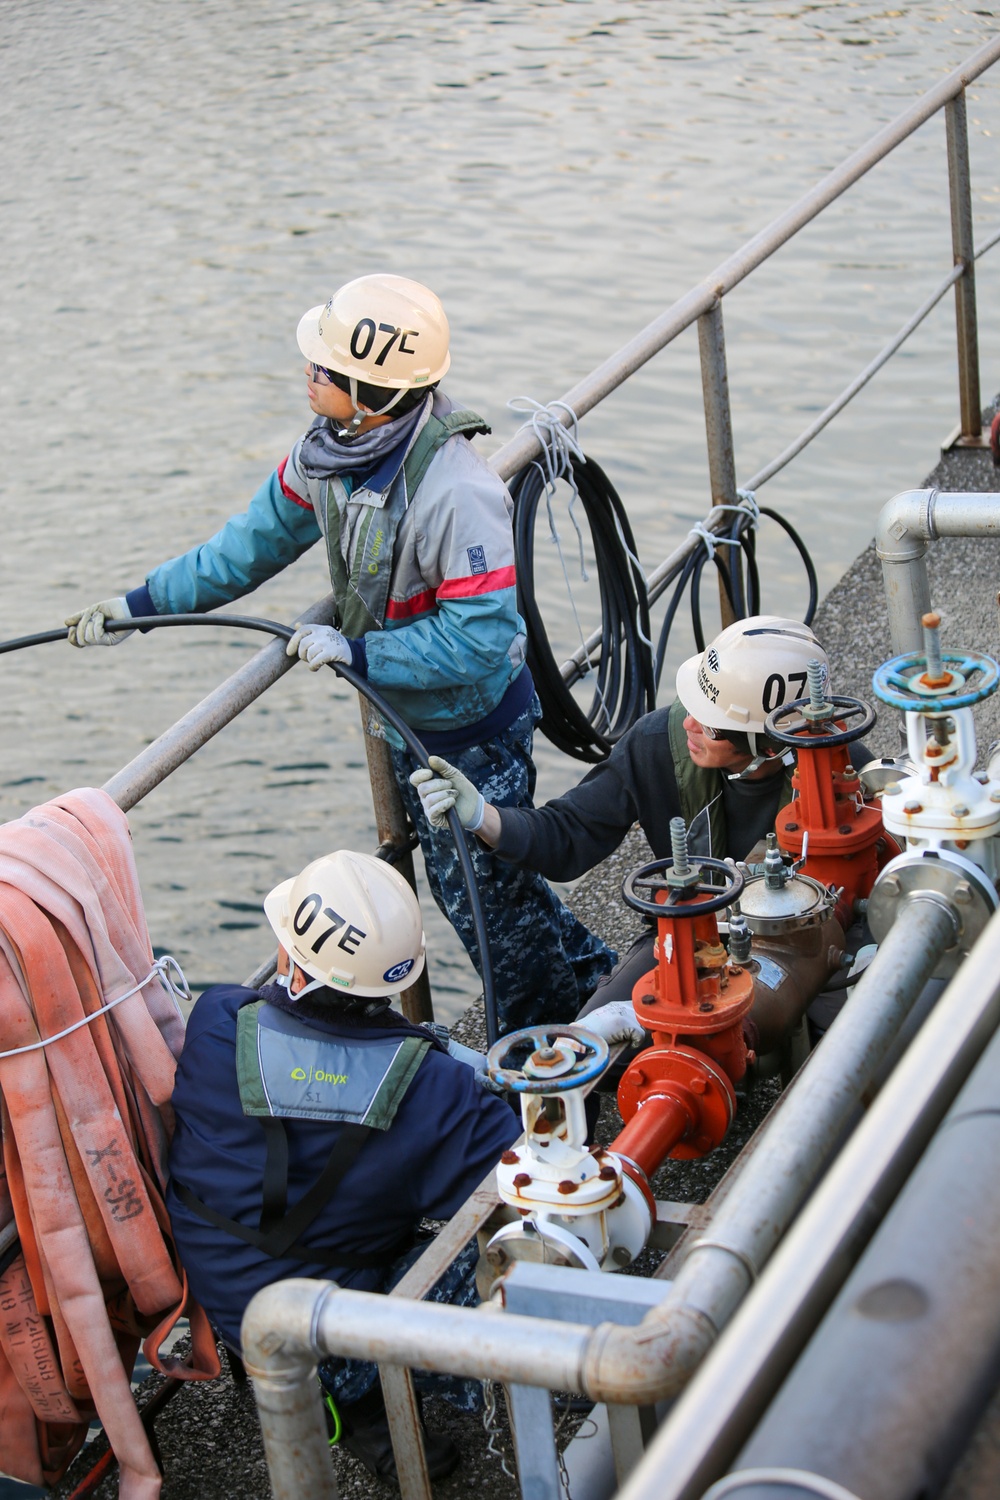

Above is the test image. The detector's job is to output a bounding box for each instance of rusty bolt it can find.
[598,1165,618,1181]
[699,1001,715,1012]
[838,824,853,835]
[953,804,970,818]
[991,791,1000,804]
[785,821,799,832]
[500,1150,519,1166]
[558,1180,579,1195]
[639,994,656,1007]
[903,800,923,815]
[513,1172,532,1190]
[531,1047,560,1068]
[534,1117,554,1134]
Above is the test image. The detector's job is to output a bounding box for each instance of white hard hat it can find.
[675,615,827,739]
[263,850,426,997]
[296,274,451,391]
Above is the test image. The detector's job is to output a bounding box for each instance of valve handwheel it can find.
[622,856,744,919]
[765,694,876,748]
[486,1024,610,1093]
[872,649,1000,714]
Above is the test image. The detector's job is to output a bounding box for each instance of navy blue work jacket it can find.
[166,984,519,1349]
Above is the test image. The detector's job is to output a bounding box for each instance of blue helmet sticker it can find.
[383,958,415,984]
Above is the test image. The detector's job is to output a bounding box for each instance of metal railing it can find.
[98,39,1000,937]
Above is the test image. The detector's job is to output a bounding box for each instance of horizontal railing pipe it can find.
[487,35,1000,487]
[102,596,336,811]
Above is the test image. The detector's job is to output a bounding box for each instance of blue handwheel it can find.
[486,1025,610,1093]
[872,649,1000,714]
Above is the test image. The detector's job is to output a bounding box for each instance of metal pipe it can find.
[242,1278,338,1500]
[102,596,335,811]
[244,887,955,1500]
[946,90,982,442]
[357,697,434,1025]
[612,902,1000,1500]
[876,490,1000,652]
[486,36,1000,488]
[698,301,739,627]
[726,1014,1000,1500]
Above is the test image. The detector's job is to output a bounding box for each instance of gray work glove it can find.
[65,596,135,647]
[286,622,351,670]
[410,755,485,831]
[573,1000,646,1047]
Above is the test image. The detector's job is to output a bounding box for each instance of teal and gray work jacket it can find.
[126,391,530,744]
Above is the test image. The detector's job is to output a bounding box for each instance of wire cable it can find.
[509,454,655,762]
[0,614,503,1047]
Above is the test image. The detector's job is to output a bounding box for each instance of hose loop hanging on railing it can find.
[507,399,655,763]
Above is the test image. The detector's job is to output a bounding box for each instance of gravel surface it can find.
[52,401,1000,1498]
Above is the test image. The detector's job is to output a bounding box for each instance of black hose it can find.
[1,614,502,1047]
[510,455,655,763]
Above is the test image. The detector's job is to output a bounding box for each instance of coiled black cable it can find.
[0,614,503,1046]
[509,455,655,763]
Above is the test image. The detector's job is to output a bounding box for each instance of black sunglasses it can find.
[309,362,352,392]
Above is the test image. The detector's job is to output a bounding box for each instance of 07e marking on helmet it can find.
[349,319,419,366]
[761,669,817,713]
[292,892,367,957]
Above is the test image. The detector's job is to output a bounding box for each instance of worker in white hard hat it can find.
[164,849,512,1482]
[65,275,614,1035]
[411,616,871,1020]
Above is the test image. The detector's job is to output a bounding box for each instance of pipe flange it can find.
[867,849,997,977]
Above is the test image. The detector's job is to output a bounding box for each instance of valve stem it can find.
[667,817,701,890]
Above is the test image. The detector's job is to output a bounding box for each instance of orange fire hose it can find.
[0,789,220,1496]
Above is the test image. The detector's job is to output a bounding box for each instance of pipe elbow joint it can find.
[241,1277,331,1386]
[580,1302,715,1406]
[876,489,937,564]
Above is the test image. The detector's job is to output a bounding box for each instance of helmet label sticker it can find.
[383,959,415,984]
[762,670,809,713]
[697,663,720,703]
[293,892,367,957]
[467,545,487,575]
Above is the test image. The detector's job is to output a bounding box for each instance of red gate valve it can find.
[614,847,753,1171]
[765,689,889,924]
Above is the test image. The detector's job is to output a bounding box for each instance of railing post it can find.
[358,699,434,1025]
[945,89,984,445]
[698,300,740,627]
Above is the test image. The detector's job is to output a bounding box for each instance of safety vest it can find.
[173,1001,431,1271]
[324,407,491,640]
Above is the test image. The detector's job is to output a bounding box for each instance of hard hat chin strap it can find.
[725,732,795,782]
[336,378,409,438]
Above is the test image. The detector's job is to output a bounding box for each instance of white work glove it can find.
[574,1001,646,1047]
[410,755,485,831]
[65,596,134,647]
[286,622,351,671]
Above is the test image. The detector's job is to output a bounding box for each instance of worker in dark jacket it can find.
[166,849,519,1481]
[411,616,839,1011]
[166,848,638,1482]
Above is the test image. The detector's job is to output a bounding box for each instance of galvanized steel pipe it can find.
[242,1278,339,1500]
[612,902,1000,1500]
[876,490,1000,653]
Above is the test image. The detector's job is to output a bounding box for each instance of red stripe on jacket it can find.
[277,457,313,511]
[385,566,517,622]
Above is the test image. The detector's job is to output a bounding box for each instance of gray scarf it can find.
[297,396,429,481]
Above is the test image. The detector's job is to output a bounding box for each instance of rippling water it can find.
[1,1,999,1032]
